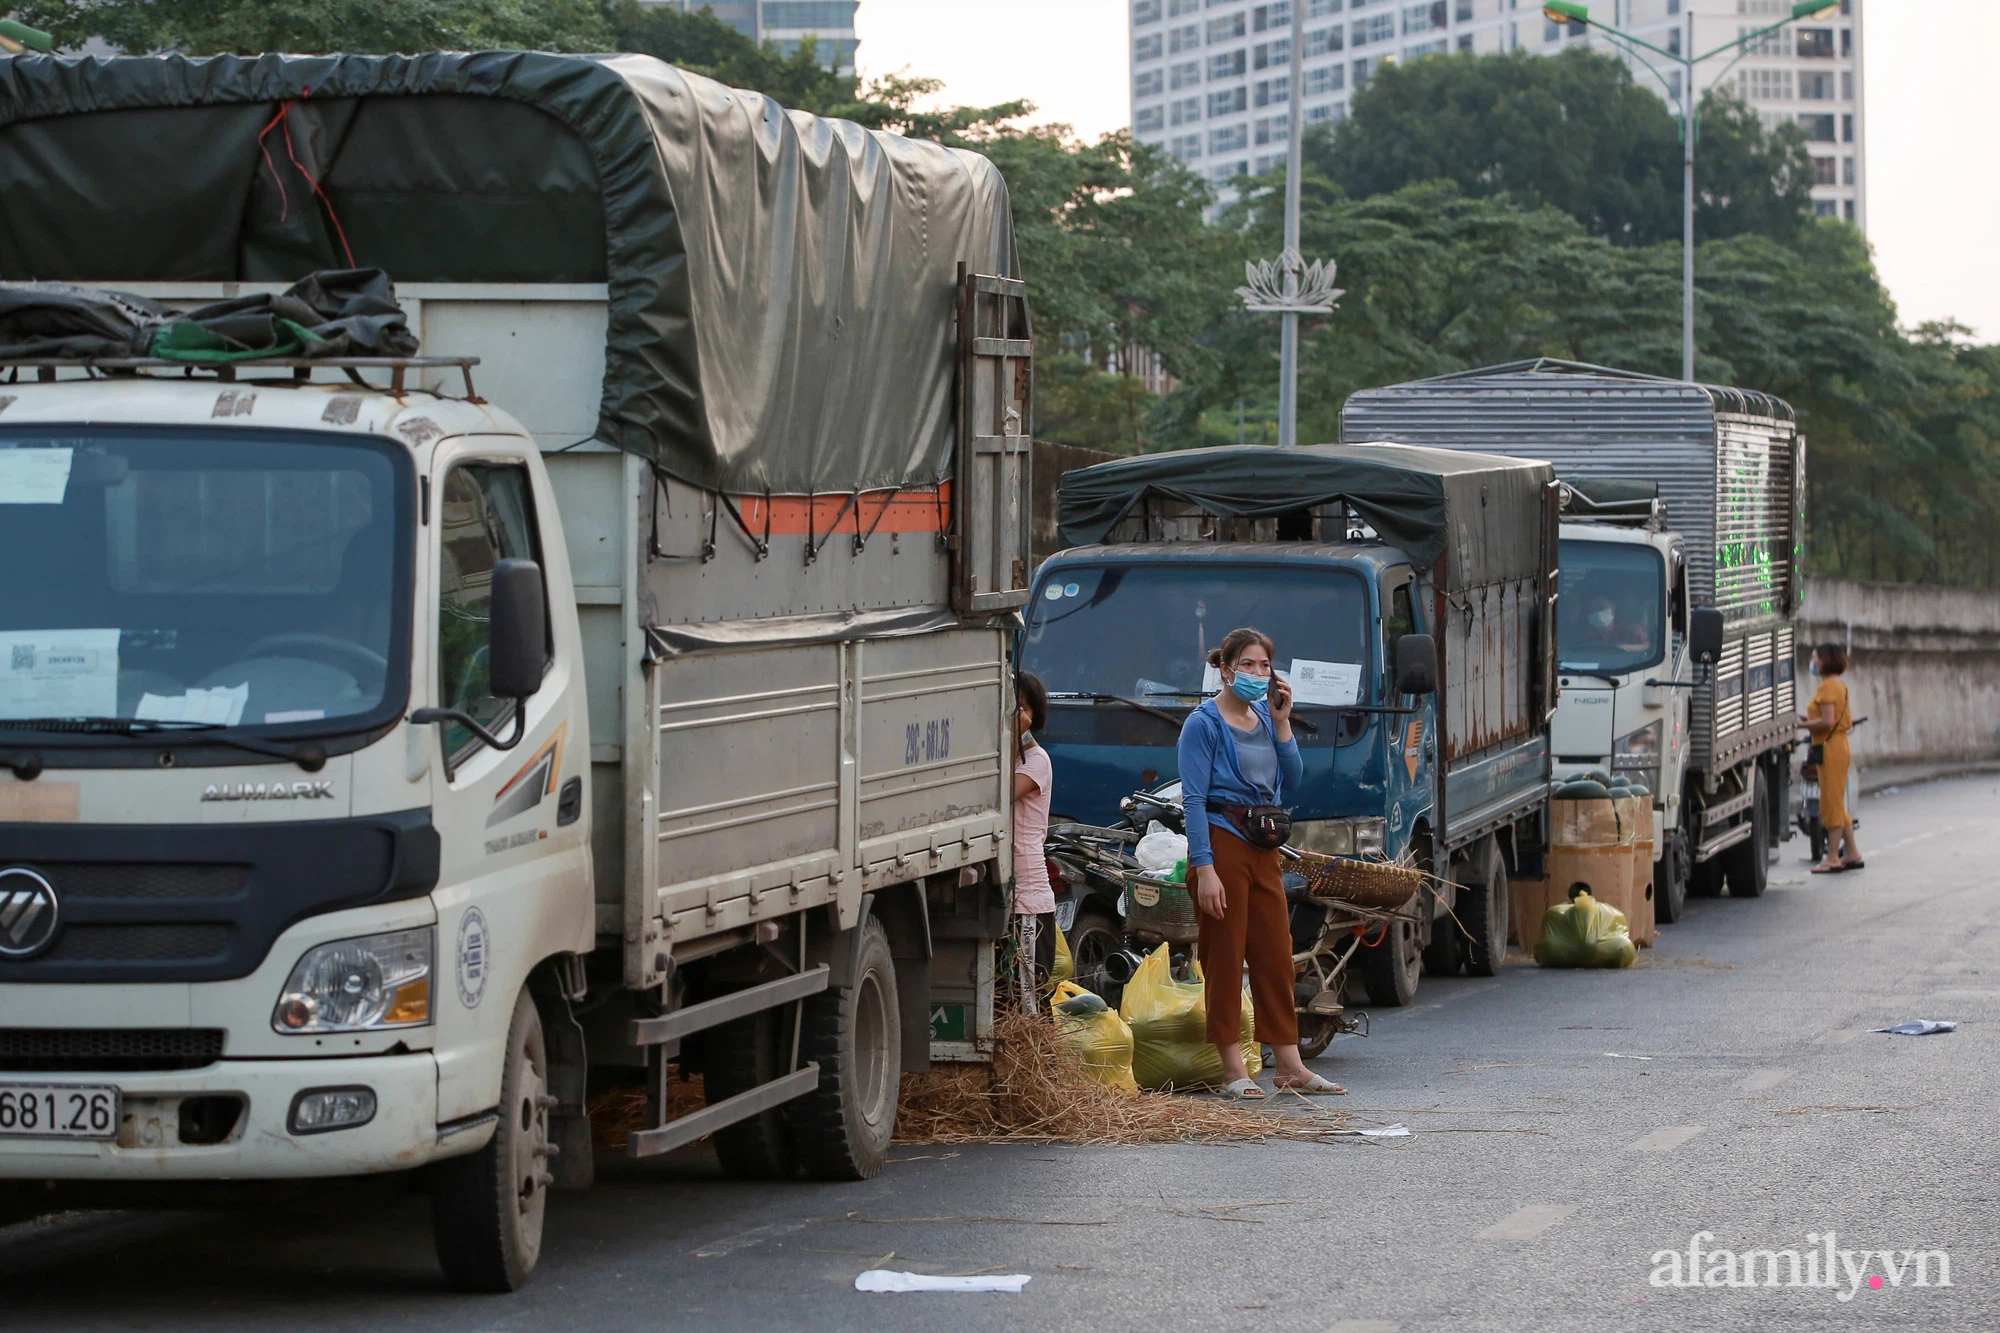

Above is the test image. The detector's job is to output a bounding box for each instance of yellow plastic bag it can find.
[1117,943,1261,1090]
[1050,980,1138,1091]
[1533,890,1637,969]
[1051,917,1075,988]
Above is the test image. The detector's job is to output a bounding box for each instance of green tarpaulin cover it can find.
[0,51,1017,497]
[1056,442,1552,590]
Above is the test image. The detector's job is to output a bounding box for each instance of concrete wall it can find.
[1031,441,1119,566]
[1796,576,2000,767]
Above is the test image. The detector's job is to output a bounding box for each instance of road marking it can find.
[1873,823,1964,854]
[1933,961,1969,975]
[1327,1323,1399,1333]
[1478,1205,1577,1240]
[1628,1125,1705,1152]
[1738,1068,1793,1093]
[693,1219,815,1257]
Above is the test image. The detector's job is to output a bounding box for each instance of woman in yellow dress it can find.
[1801,643,1862,873]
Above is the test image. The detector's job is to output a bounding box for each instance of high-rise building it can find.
[646,1,861,74]
[1129,0,1864,228]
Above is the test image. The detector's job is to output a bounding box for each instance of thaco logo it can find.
[1651,1232,1952,1301]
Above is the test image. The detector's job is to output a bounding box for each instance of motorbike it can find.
[1796,716,1866,862]
[1045,780,1418,1059]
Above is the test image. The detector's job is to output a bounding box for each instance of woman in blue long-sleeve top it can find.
[1179,627,1345,1098]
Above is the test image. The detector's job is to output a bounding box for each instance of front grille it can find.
[0,1027,226,1072]
[49,864,250,901]
[44,924,234,963]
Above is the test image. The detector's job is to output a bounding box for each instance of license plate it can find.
[1054,898,1079,931]
[0,1084,119,1140]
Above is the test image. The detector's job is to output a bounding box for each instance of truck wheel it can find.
[1724,769,1770,898]
[433,988,550,1293]
[704,1007,798,1181]
[1461,846,1510,978]
[1067,911,1122,996]
[786,917,900,1181]
[1655,832,1689,924]
[1358,917,1422,1007]
[1420,892,1465,978]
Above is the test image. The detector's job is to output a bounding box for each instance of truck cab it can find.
[1549,507,1695,913]
[1022,542,1430,860]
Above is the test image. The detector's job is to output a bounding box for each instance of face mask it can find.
[1588,608,1615,629]
[1808,661,1820,676]
[1229,672,1269,704]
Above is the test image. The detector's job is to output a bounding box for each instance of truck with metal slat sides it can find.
[1027,443,1558,1013]
[0,52,1034,1290]
[1341,360,1803,919]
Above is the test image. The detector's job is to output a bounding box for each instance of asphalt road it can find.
[6,776,1997,1331]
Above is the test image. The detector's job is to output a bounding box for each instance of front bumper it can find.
[0,1053,478,1180]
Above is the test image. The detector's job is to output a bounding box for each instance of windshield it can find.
[1558,539,1666,676]
[1020,562,1371,704]
[0,428,412,734]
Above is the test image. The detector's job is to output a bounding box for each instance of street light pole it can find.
[1237,1,1344,447]
[1543,0,1839,383]
[1278,0,1306,448]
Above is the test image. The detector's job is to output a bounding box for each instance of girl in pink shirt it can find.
[1011,671,1056,1001]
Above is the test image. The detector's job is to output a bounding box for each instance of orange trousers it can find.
[1197,826,1299,1049]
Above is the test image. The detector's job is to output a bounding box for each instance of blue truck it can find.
[1022,442,1559,1007]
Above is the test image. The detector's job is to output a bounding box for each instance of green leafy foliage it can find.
[14,0,614,54]
[1316,49,1813,245]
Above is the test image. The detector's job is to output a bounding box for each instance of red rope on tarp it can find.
[255,87,357,269]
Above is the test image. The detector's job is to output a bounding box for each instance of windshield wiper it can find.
[1046,693,1186,727]
[0,717,327,771]
[1560,670,1625,687]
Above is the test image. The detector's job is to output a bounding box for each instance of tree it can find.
[1314,48,1812,246]
[14,0,613,53]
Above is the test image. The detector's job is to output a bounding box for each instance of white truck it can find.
[0,52,1033,1290]
[1343,361,1804,922]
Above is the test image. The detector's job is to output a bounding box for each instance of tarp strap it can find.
[647,464,717,565]
[807,490,860,566]
[717,490,772,562]
[932,478,950,552]
[255,89,357,269]
[853,486,896,554]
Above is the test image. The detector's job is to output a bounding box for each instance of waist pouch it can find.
[1220,803,1291,851]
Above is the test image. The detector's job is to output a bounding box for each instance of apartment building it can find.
[1129,0,1864,227]
[648,0,861,73]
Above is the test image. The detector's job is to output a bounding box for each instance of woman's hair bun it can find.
[1206,647,1224,668]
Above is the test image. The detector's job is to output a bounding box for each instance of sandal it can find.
[1274,1073,1347,1096]
[1810,863,1847,875]
[1843,859,1865,870]
[1220,1078,1267,1101]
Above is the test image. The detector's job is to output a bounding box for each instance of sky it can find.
[855,0,2000,343]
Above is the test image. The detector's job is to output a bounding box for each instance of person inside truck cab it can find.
[1575,590,1652,657]
[1178,628,1344,1099]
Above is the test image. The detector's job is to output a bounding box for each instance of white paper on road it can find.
[0,628,118,718]
[1871,1019,1957,1036]
[1289,659,1362,707]
[136,683,249,727]
[855,1269,1032,1294]
[1329,1123,1411,1139]
[0,448,73,503]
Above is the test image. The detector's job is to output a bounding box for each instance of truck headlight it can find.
[1612,721,1662,770]
[273,928,434,1034]
[1291,818,1387,857]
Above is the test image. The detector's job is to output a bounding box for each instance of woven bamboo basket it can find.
[1297,852,1425,910]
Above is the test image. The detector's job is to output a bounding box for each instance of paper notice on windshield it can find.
[0,629,119,718]
[1200,663,1222,695]
[1289,659,1362,707]
[0,449,73,504]
[137,683,249,727]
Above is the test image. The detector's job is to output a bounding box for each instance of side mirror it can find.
[487,558,547,700]
[1689,607,1724,667]
[1394,633,1438,697]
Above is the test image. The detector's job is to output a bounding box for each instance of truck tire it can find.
[1420,889,1465,978]
[1724,768,1770,898]
[785,917,900,1181]
[1461,843,1509,978]
[1358,917,1422,1007]
[704,1007,798,1181]
[433,987,551,1293]
[1655,832,1689,924]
